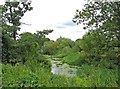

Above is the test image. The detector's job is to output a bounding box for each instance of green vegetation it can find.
[2,60,91,87]
[62,53,86,66]
[77,64,119,87]
[2,59,119,87]
[1,1,120,88]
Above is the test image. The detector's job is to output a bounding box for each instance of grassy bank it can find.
[2,59,90,87]
[2,58,119,87]
[62,52,86,66]
[77,64,119,87]
[53,53,119,87]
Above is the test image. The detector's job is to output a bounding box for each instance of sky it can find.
[0,0,88,41]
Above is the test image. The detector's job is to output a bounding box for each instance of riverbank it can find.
[1,60,90,87]
[46,55,119,87]
[2,56,119,87]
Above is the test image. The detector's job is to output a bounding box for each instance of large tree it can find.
[1,1,33,62]
[73,1,120,62]
[2,1,33,40]
[73,1,120,44]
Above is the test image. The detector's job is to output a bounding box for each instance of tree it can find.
[73,1,120,63]
[2,30,15,63]
[73,1,119,45]
[42,40,58,55]
[74,39,83,52]
[79,30,107,61]
[55,37,75,57]
[17,32,39,64]
[56,37,75,49]
[2,1,33,40]
[34,29,53,48]
[1,1,33,63]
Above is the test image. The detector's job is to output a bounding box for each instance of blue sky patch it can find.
[63,21,76,26]
[55,25,66,29]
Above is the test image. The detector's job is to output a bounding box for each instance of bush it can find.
[36,54,52,69]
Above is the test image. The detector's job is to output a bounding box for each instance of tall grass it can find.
[2,60,90,87]
[77,64,119,87]
[2,56,119,87]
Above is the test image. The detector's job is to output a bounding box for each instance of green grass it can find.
[77,64,119,87]
[2,60,90,87]
[62,52,86,66]
[55,52,119,87]
[2,57,119,87]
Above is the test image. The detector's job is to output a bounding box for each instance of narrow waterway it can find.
[50,59,78,76]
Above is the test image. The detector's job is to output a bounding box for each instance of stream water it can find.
[50,59,78,76]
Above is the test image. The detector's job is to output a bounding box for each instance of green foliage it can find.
[2,60,119,87]
[78,31,107,61]
[2,1,33,63]
[56,37,75,49]
[73,1,120,31]
[53,37,75,58]
[73,39,82,52]
[77,64,118,87]
[34,30,53,47]
[42,40,58,55]
[1,1,119,88]
[4,32,40,64]
[2,29,53,64]
[2,31,15,62]
[73,1,120,64]
[2,62,91,87]
[2,1,33,40]
[18,32,39,55]
[55,46,74,58]
[42,37,75,56]
[62,52,87,66]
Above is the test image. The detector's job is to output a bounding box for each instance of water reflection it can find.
[51,60,77,76]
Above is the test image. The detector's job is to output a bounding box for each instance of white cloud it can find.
[46,25,88,41]
[1,0,87,40]
[0,0,5,5]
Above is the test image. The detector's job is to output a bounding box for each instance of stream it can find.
[50,58,78,76]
